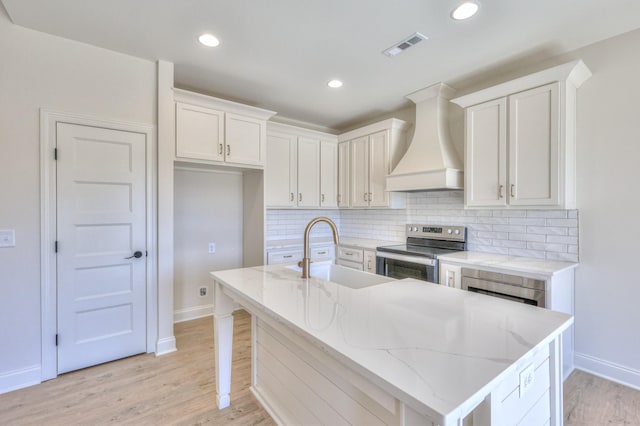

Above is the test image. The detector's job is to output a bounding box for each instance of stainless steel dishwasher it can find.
[461,268,546,307]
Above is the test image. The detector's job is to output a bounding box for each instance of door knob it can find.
[125,251,143,259]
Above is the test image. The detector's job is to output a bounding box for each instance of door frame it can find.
[40,109,157,381]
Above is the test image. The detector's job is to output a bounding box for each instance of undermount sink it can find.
[287,261,395,289]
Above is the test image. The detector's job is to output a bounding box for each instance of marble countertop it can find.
[266,236,400,251]
[438,251,578,278]
[211,263,572,422]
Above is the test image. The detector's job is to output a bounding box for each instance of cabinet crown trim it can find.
[338,118,410,142]
[451,60,592,108]
[267,121,339,141]
[174,88,276,120]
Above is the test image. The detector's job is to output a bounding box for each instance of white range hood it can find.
[386,83,463,192]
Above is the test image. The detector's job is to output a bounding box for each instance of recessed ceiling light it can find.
[327,80,343,88]
[451,2,479,20]
[198,33,220,47]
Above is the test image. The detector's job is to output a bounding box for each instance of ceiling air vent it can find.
[383,32,428,57]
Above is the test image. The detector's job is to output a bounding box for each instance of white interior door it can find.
[56,122,147,374]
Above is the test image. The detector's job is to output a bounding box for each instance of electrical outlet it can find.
[519,363,535,398]
[208,243,216,254]
[0,230,15,248]
[199,287,207,297]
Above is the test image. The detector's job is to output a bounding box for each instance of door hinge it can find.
[54,148,58,160]
[55,241,58,253]
[55,334,58,346]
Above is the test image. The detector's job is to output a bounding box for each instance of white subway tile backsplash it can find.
[266,191,579,261]
[546,235,578,245]
[546,218,579,227]
[526,210,568,218]
[527,242,567,253]
[509,233,546,242]
[526,226,569,236]
[509,248,546,259]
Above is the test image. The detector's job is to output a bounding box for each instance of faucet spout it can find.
[301,217,340,279]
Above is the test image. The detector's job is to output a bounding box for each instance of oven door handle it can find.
[375,251,435,266]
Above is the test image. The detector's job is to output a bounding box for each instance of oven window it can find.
[384,258,434,282]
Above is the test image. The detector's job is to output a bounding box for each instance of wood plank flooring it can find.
[1,310,638,425]
[0,310,275,425]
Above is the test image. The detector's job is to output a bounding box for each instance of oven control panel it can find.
[406,224,466,241]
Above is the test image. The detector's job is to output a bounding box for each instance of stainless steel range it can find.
[376,224,467,283]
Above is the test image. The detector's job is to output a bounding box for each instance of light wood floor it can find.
[1,311,638,425]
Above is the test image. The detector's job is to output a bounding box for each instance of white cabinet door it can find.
[439,263,462,288]
[364,249,376,274]
[465,98,507,207]
[350,136,369,208]
[297,137,320,207]
[176,103,224,162]
[337,141,350,208]
[225,113,265,166]
[265,132,297,207]
[368,130,389,208]
[320,141,338,208]
[508,83,559,206]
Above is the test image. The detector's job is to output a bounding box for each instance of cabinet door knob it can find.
[219,143,223,155]
[499,185,504,199]
[368,192,372,202]
[299,193,302,202]
[364,193,367,202]
[226,145,230,156]
[321,194,325,202]
[290,192,294,202]
[510,184,515,198]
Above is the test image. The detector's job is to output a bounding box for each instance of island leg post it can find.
[548,335,563,425]
[213,280,236,409]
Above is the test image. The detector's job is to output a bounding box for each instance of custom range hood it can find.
[386,83,463,192]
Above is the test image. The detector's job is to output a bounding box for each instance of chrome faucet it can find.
[301,217,340,278]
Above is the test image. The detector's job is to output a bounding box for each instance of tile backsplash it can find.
[266,191,579,262]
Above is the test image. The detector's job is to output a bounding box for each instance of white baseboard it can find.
[156,336,177,356]
[574,352,640,390]
[0,365,41,395]
[250,385,285,426]
[173,304,213,323]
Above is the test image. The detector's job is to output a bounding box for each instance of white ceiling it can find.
[3,0,640,130]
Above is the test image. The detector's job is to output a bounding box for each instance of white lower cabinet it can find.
[337,245,377,273]
[266,245,334,265]
[439,262,462,289]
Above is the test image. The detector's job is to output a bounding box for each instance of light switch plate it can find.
[0,230,15,247]
[519,363,535,398]
[208,242,216,254]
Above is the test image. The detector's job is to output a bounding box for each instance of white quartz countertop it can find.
[211,263,572,422]
[438,251,578,278]
[266,236,399,250]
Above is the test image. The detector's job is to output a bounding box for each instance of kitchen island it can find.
[211,263,572,425]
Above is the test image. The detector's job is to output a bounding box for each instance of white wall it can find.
[0,10,156,392]
[568,29,640,388]
[173,168,244,322]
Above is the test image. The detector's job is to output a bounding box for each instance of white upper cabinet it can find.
[174,89,275,168]
[452,60,591,209]
[339,118,409,209]
[337,142,350,208]
[176,103,225,162]
[320,141,338,208]
[265,131,297,207]
[297,137,320,207]
[265,122,338,209]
